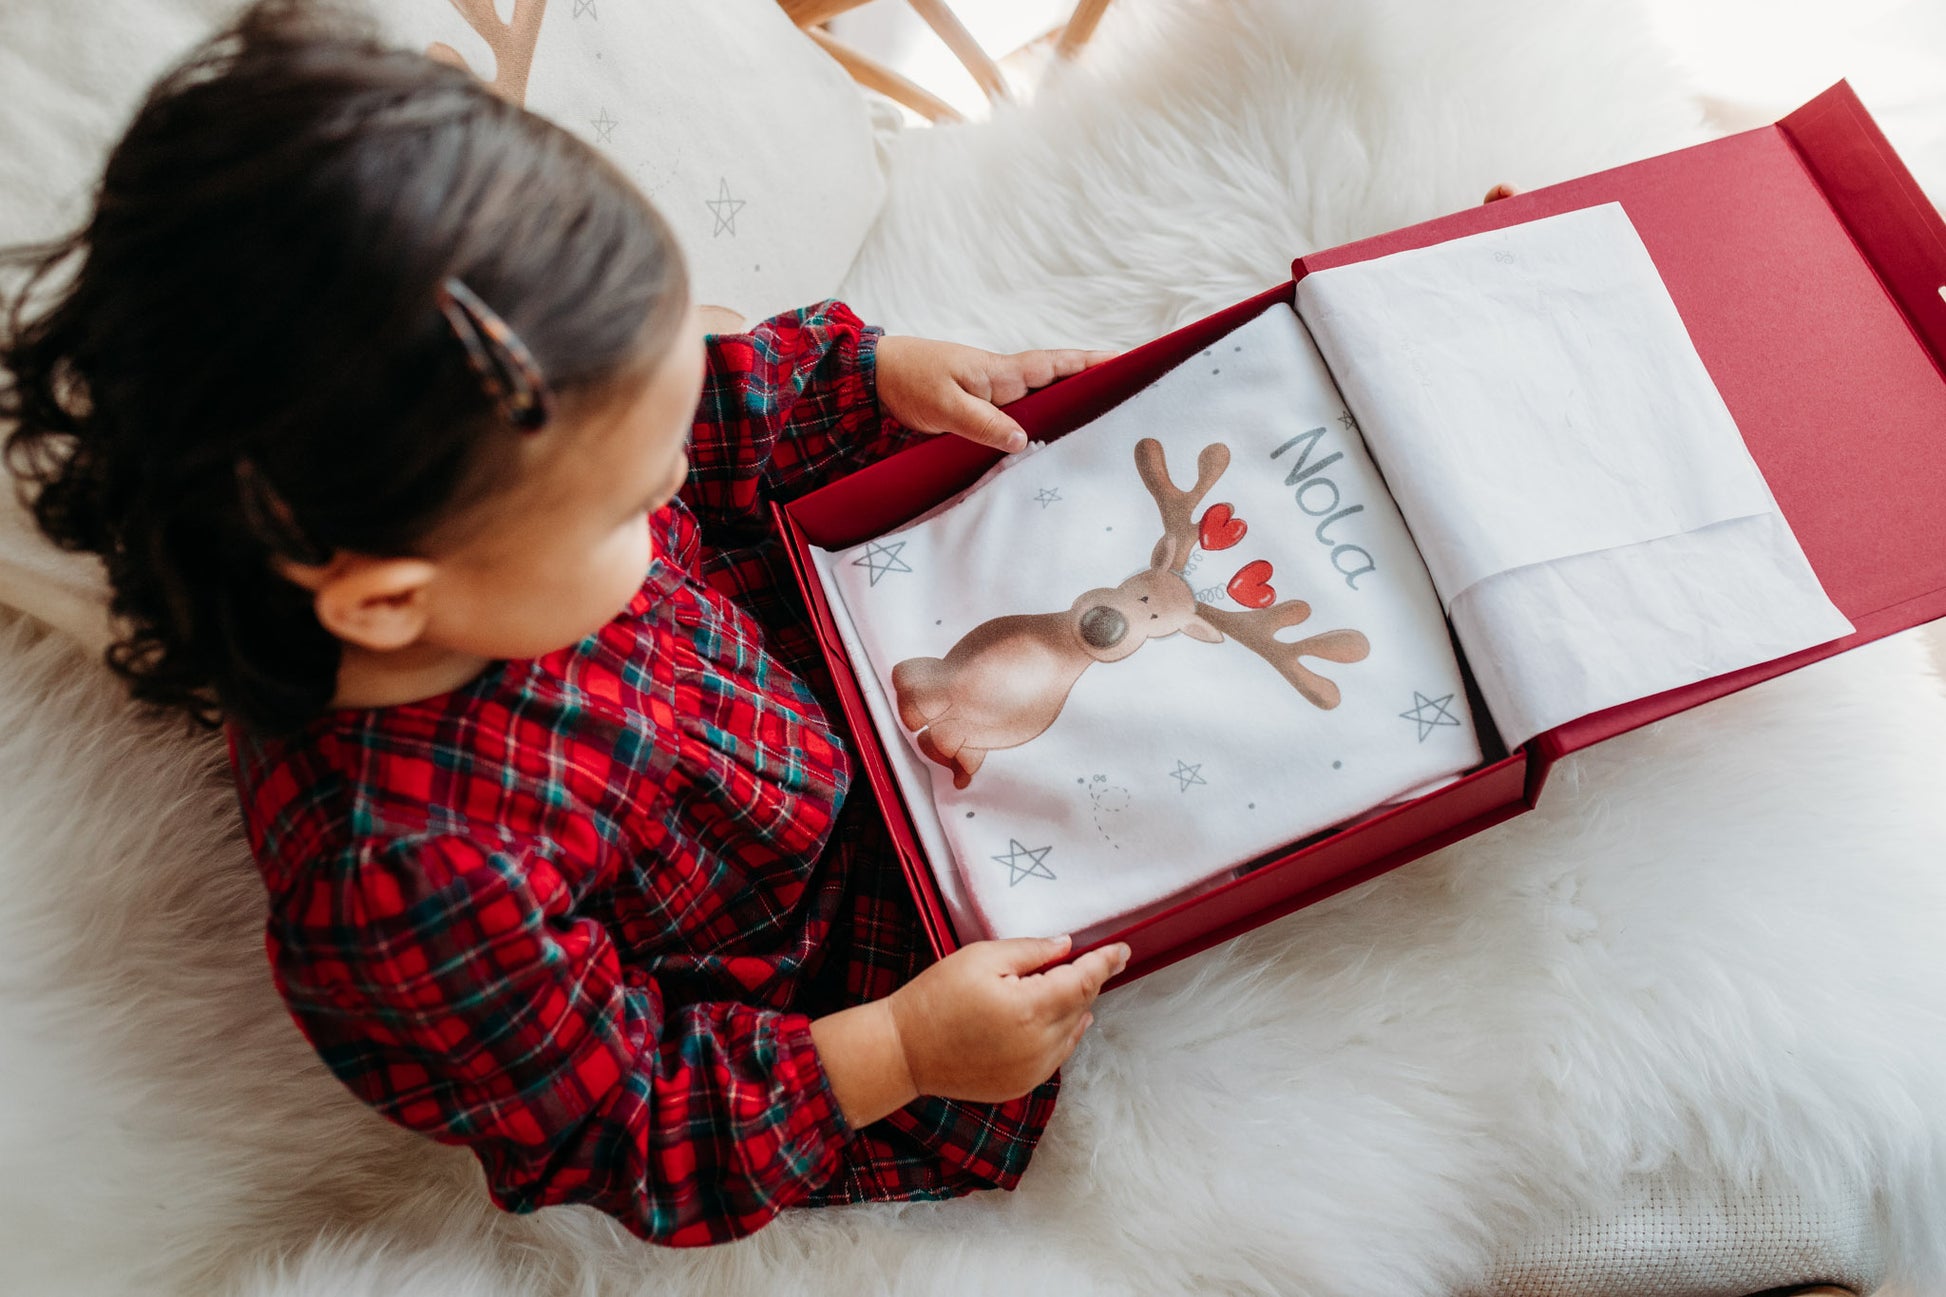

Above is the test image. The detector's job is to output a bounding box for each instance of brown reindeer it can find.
[891,438,1372,789]
[427,0,549,106]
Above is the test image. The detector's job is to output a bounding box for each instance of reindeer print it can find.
[892,438,1372,789]
[427,0,549,106]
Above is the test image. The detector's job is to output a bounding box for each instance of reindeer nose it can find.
[1078,605,1128,649]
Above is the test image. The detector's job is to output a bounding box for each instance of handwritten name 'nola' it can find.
[1269,425,1376,590]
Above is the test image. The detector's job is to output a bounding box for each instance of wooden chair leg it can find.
[1056,0,1113,61]
[775,0,877,27]
[907,0,1013,105]
[784,0,1116,117]
[802,27,965,123]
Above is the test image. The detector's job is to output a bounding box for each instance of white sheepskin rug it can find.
[5,1,1946,1294]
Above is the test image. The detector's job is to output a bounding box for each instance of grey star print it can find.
[1338,408,1358,433]
[573,0,597,17]
[1169,760,1207,792]
[992,839,1056,887]
[1034,487,1062,508]
[590,107,618,145]
[706,178,745,237]
[851,540,912,586]
[1400,691,1462,741]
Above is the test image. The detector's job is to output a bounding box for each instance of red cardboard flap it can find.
[1294,82,1946,763]
[1782,82,1946,379]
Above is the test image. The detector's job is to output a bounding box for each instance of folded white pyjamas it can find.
[815,305,1482,942]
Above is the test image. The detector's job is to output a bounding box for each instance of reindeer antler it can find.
[428,0,549,106]
[1195,602,1370,709]
[1134,438,1230,573]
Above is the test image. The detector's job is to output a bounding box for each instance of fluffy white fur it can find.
[841,0,1710,350]
[4,1,1946,1293]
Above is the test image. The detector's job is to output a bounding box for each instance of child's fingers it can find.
[943,389,1030,452]
[996,346,1120,401]
[1008,348,1119,394]
[977,349,1119,408]
[982,933,1074,976]
[1067,943,1130,997]
[1027,942,1129,1011]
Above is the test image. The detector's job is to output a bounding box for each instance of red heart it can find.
[1227,559,1276,609]
[1197,502,1247,551]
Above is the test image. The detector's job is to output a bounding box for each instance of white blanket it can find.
[817,305,1481,942]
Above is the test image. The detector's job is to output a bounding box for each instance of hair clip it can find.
[436,276,553,431]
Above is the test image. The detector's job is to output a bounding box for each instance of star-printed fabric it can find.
[815,304,1482,942]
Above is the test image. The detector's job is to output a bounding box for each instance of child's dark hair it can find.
[0,0,689,735]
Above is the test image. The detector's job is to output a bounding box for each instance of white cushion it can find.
[0,0,884,649]
[371,0,885,321]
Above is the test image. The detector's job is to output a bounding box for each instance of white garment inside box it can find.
[1297,203,1854,744]
[813,457,1474,948]
[812,443,1470,948]
[816,306,1481,942]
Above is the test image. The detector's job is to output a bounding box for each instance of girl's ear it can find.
[292,557,440,652]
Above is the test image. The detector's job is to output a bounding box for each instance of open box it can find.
[774,81,1946,986]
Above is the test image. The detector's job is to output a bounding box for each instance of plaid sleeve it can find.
[266,834,852,1247]
[681,299,921,530]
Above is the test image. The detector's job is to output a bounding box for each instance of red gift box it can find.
[774,81,1946,986]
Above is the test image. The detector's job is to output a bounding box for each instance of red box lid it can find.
[1291,81,1946,765]
[778,82,1946,977]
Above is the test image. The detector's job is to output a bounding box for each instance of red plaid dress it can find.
[229,301,1057,1248]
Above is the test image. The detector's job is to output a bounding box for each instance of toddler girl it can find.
[1,1,1127,1247]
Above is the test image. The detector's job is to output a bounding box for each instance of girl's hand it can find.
[885,934,1129,1103]
[875,336,1118,454]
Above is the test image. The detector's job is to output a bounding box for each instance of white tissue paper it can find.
[1296,202,1852,745]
